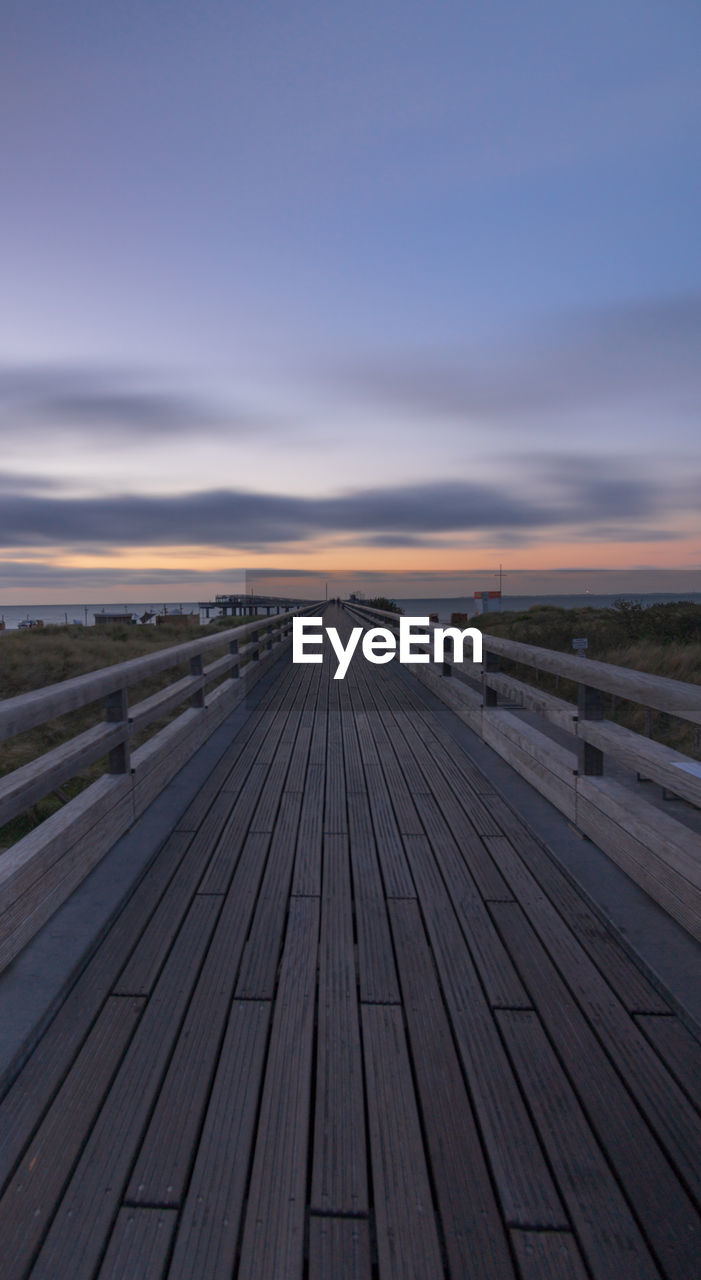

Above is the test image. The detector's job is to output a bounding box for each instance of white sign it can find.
[572,637,588,651]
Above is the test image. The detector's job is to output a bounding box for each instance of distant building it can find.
[95,611,136,625]
[155,612,199,627]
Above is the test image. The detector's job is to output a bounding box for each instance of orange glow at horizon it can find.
[3,533,699,575]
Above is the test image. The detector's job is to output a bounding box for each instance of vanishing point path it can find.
[0,606,699,1279]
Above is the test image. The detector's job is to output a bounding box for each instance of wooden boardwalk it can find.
[0,606,700,1279]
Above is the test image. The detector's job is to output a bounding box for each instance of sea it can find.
[1,592,701,631]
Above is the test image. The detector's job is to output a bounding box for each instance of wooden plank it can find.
[484,671,578,732]
[352,666,424,834]
[324,718,347,835]
[410,659,483,732]
[359,712,423,844]
[0,789,135,973]
[484,797,670,1015]
[173,788,239,875]
[401,832,566,1227]
[420,788,512,902]
[382,674,495,795]
[481,715,578,820]
[412,795,527,1008]
[308,1217,372,1280]
[635,1014,701,1104]
[345,674,379,765]
[389,900,515,1279]
[236,796,302,999]
[0,722,127,828]
[339,687,366,794]
[96,1207,176,1280]
[217,667,299,796]
[30,896,221,1280]
[0,772,132,915]
[130,703,236,818]
[166,1001,270,1280]
[198,762,269,893]
[129,672,203,734]
[284,666,319,792]
[112,831,203,995]
[510,1231,590,1280]
[361,1004,443,1278]
[347,791,401,1004]
[482,631,701,725]
[308,664,329,765]
[580,774,701,889]
[248,744,294,832]
[575,786,701,939]
[368,671,502,836]
[0,611,302,739]
[497,1009,659,1280]
[175,744,243,832]
[363,763,415,896]
[366,676,512,899]
[174,665,300,831]
[291,762,325,896]
[0,826,195,1160]
[0,997,144,1280]
[482,846,701,1202]
[485,708,577,785]
[579,716,701,809]
[237,896,319,1280]
[251,663,305,766]
[489,900,701,1280]
[311,834,367,1214]
[127,832,270,1206]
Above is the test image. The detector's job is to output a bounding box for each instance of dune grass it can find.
[474,602,701,759]
[0,617,257,849]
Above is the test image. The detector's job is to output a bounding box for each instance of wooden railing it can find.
[345,601,701,940]
[0,603,321,970]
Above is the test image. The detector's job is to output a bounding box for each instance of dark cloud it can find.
[326,293,701,425]
[0,562,222,589]
[0,364,260,441]
[0,458,689,551]
[0,470,62,495]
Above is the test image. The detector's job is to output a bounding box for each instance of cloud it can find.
[0,455,691,552]
[324,293,701,428]
[0,470,62,495]
[0,364,262,442]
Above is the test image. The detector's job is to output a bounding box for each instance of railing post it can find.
[266,622,273,651]
[252,627,260,661]
[105,687,130,774]
[577,683,605,775]
[189,654,205,708]
[483,650,499,707]
[229,637,240,678]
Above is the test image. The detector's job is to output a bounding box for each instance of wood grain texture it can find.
[2,603,699,1280]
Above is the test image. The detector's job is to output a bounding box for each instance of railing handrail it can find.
[343,600,701,725]
[0,603,322,741]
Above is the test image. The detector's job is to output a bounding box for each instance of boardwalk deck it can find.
[0,606,700,1279]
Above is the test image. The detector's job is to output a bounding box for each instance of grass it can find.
[473,602,701,759]
[0,616,258,849]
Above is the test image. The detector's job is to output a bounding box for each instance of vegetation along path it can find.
[0,606,699,1279]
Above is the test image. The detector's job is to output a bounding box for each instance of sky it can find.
[2,1,700,603]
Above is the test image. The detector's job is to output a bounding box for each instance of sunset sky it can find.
[2,2,700,602]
